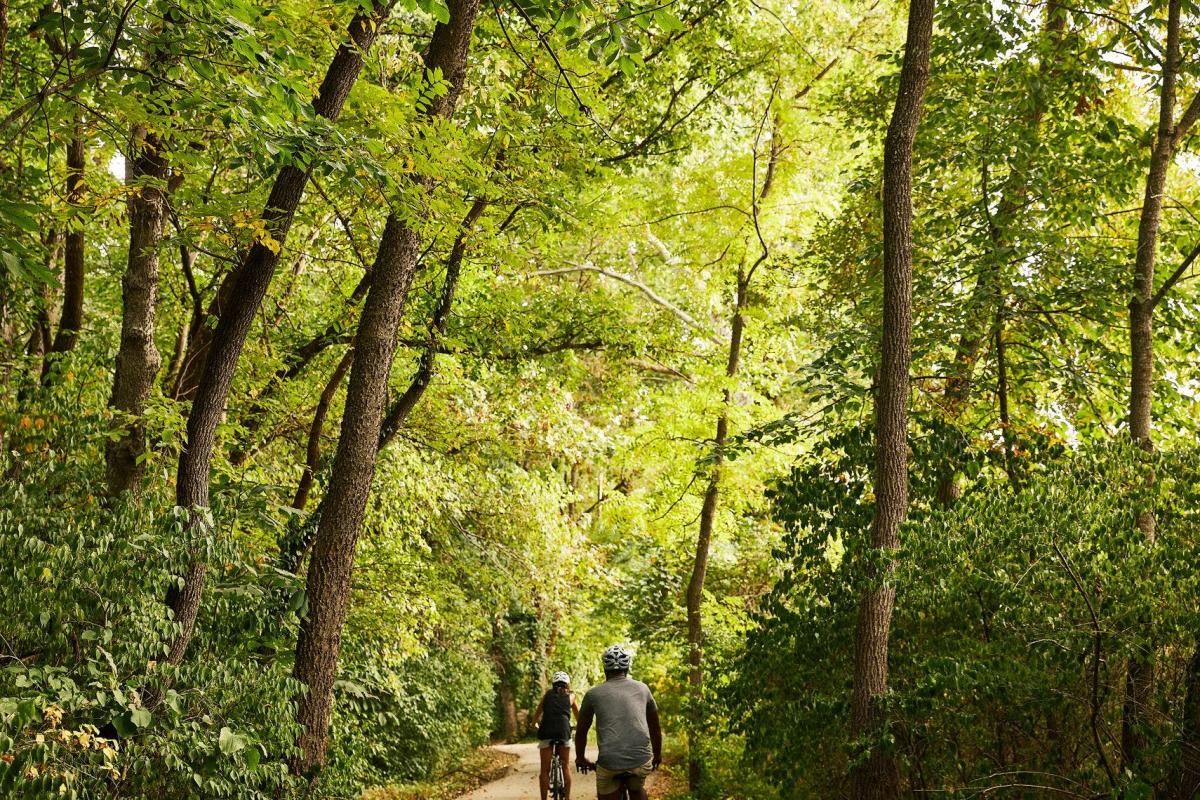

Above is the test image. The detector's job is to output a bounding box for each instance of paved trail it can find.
[458,742,597,800]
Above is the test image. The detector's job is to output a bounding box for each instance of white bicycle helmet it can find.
[552,671,571,686]
[601,645,633,672]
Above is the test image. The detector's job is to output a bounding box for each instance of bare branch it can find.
[527,264,720,344]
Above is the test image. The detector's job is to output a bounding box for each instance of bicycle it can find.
[548,739,569,800]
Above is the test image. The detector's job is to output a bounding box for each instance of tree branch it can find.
[527,264,720,344]
[1149,239,1200,309]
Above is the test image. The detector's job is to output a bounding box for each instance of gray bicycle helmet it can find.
[601,645,632,672]
[552,671,571,686]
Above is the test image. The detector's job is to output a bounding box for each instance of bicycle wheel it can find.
[550,754,566,800]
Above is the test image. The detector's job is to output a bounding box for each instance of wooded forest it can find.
[1,0,1199,797]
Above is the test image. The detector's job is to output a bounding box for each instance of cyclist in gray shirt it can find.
[575,645,663,800]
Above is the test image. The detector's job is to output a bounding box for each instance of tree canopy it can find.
[2,0,1200,798]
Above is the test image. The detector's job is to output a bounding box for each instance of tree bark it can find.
[170,5,393,401]
[292,349,353,511]
[685,275,743,791]
[290,0,481,776]
[498,680,519,742]
[377,196,486,448]
[46,119,85,368]
[164,2,394,666]
[994,312,1017,488]
[684,110,781,793]
[849,2,932,799]
[105,123,168,496]
[26,231,60,365]
[933,3,1065,505]
[1123,0,1182,776]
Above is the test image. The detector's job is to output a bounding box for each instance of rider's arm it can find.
[571,695,580,723]
[575,704,594,767]
[531,694,545,728]
[647,701,663,767]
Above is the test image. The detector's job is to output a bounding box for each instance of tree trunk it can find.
[164,3,394,666]
[848,3,932,799]
[292,349,353,511]
[46,119,85,368]
[378,196,486,448]
[26,231,60,366]
[105,124,168,496]
[994,312,1017,487]
[169,5,392,402]
[499,680,520,743]
[276,197,487,573]
[1123,0,1181,776]
[684,113,781,793]
[685,278,743,791]
[290,1,481,776]
[933,3,1065,505]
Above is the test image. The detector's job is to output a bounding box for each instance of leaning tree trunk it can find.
[164,2,395,666]
[685,276,744,792]
[105,123,169,496]
[1123,0,1181,777]
[292,349,353,511]
[290,0,481,776]
[45,118,86,374]
[848,2,933,799]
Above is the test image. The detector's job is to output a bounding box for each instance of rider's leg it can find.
[558,744,573,799]
[626,766,650,800]
[538,744,551,800]
[594,767,620,800]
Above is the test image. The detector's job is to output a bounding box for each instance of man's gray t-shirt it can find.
[580,676,657,770]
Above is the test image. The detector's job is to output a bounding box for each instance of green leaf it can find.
[130,707,152,728]
[218,726,245,755]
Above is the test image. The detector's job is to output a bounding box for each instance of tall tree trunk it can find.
[169,5,393,403]
[46,118,85,369]
[933,3,1065,505]
[105,123,168,496]
[292,349,353,511]
[164,3,394,666]
[684,112,781,792]
[848,2,932,799]
[685,275,744,791]
[290,1,481,776]
[276,197,487,573]
[1123,0,1181,776]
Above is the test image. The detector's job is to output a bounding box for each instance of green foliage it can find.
[326,651,495,791]
[0,410,304,798]
[731,441,1200,797]
[2,0,1200,798]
